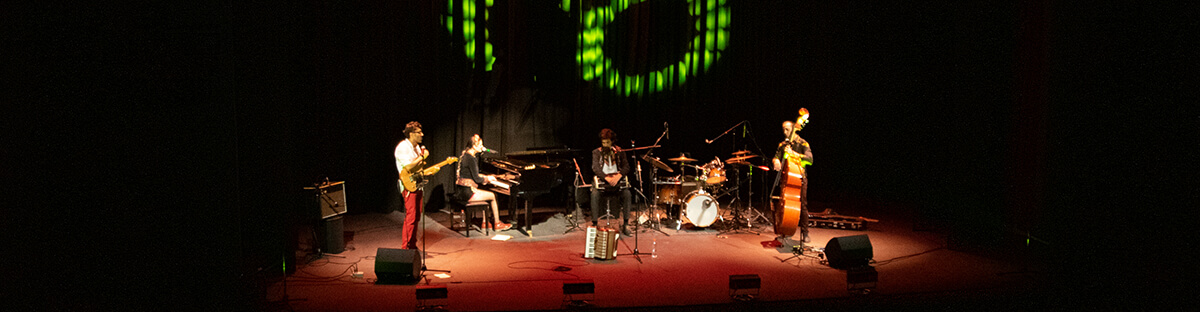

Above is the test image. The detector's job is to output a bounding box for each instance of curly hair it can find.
[404,121,423,136]
[598,128,617,140]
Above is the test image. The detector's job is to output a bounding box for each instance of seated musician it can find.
[455,134,512,231]
[591,128,633,235]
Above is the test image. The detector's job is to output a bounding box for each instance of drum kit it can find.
[644,151,763,228]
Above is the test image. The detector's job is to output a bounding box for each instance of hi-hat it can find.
[642,155,674,172]
[668,154,697,162]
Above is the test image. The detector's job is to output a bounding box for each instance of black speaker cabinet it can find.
[824,234,873,269]
[375,248,421,284]
[316,216,345,254]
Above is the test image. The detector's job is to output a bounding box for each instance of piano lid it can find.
[505,146,587,159]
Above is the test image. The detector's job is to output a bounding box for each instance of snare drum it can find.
[683,191,719,227]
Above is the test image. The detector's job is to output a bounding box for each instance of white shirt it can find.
[395,139,425,174]
[601,162,619,175]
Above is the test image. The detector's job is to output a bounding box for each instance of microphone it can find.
[664,122,669,139]
[481,146,498,153]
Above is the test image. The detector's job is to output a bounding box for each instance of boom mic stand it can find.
[402,168,449,283]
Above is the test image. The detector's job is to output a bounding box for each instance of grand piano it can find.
[479,147,586,236]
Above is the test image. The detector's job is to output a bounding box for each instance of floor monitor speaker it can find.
[375,248,420,284]
[824,234,873,269]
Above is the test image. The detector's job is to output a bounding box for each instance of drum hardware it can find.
[633,139,672,238]
[605,131,671,265]
[717,153,775,235]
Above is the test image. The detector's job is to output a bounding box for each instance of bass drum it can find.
[683,191,719,227]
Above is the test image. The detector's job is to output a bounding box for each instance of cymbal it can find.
[731,150,754,156]
[725,155,759,164]
[642,155,674,172]
[726,160,752,166]
[668,154,697,162]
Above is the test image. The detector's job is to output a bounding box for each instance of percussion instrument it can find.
[701,160,726,185]
[642,155,674,172]
[683,191,719,227]
[725,155,759,164]
[653,180,700,205]
[594,175,630,191]
[668,154,698,162]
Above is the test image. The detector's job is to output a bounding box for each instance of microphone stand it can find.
[621,141,650,264]
[704,120,748,144]
[617,126,671,264]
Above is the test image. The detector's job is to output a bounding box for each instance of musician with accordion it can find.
[590,128,633,236]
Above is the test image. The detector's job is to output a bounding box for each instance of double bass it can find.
[774,108,810,237]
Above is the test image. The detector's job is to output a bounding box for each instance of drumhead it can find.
[684,192,718,227]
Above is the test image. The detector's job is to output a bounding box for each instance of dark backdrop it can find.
[14,0,1191,310]
[248,0,1033,306]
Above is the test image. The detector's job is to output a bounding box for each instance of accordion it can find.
[584,226,618,260]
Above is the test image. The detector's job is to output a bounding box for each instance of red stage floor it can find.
[259,200,1057,311]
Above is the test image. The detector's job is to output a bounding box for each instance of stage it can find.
[257,199,1058,311]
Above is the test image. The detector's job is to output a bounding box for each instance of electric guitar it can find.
[399,156,458,192]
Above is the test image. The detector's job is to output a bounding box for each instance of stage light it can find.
[415,284,449,312]
[846,266,877,295]
[562,279,595,308]
[728,274,761,301]
[576,0,730,96]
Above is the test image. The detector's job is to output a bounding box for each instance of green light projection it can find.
[577,0,730,96]
[443,0,496,71]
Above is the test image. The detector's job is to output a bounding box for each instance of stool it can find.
[446,192,493,237]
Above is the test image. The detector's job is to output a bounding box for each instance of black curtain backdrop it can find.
[294,1,1024,234]
[18,0,1192,309]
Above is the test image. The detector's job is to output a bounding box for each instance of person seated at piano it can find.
[591,128,633,236]
[455,134,513,231]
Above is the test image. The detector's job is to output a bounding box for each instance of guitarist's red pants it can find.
[401,190,423,249]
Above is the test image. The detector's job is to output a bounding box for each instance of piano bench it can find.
[447,199,494,237]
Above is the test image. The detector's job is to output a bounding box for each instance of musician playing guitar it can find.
[591,128,633,235]
[395,121,429,250]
